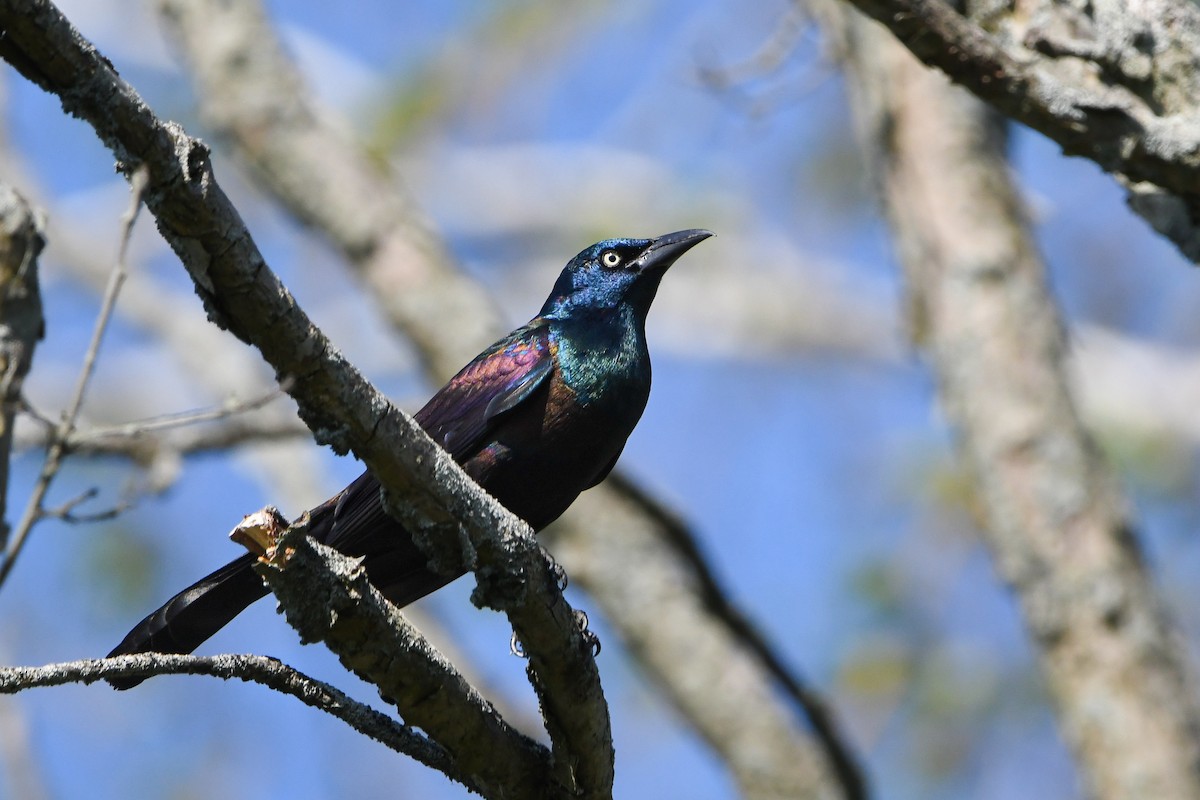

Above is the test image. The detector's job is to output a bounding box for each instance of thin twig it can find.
[40,485,135,524]
[697,3,811,89]
[15,399,54,432]
[0,183,45,554]
[0,653,475,791]
[69,379,291,445]
[0,165,148,590]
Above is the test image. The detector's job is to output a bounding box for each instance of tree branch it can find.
[0,652,472,789]
[0,2,612,795]
[822,5,1200,796]
[833,0,1200,260]
[255,522,559,798]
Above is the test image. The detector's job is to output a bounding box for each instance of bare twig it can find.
[40,485,136,524]
[0,652,472,789]
[35,414,309,459]
[0,165,147,590]
[698,2,811,89]
[69,379,290,446]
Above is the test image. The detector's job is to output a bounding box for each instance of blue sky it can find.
[3,2,1198,798]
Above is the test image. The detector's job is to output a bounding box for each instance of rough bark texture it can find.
[0,3,613,796]
[820,5,1200,797]
[256,526,566,799]
[0,652,462,781]
[835,0,1200,262]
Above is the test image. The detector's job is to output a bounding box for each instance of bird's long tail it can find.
[105,553,267,689]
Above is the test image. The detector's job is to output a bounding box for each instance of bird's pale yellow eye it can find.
[601,250,622,268]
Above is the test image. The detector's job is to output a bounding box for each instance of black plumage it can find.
[107,229,712,687]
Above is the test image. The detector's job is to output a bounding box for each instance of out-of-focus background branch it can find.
[4,0,1200,798]
[819,5,1200,797]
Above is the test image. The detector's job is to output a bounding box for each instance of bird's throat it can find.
[549,309,651,411]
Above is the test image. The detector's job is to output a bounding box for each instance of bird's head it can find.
[540,229,713,321]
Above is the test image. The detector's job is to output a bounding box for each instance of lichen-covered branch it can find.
[0,2,612,794]
[822,6,1200,797]
[833,0,1200,261]
[255,524,560,798]
[0,652,467,785]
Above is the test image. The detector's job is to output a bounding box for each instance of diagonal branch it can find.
[0,2,612,795]
[255,522,556,798]
[833,0,1200,260]
[821,4,1200,796]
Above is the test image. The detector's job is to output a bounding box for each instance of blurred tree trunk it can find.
[813,2,1200,796]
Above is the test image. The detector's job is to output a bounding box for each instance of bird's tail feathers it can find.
[105,553,267,689]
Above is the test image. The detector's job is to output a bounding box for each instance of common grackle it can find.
[107,229,712,688]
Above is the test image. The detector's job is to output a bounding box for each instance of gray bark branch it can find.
[0,2,613,795]
[821,5,1200,796]
[255,523,560,798]
[0,652,466,784]
[834,0,1200,261]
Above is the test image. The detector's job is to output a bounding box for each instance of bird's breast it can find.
[465,361,648,531]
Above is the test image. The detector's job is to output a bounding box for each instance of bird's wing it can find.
[414,319,554,461]
[317,321,554,550]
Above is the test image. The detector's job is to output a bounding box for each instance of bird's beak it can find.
[633,229,714,273]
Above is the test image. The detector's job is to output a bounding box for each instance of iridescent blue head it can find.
[540,229,713,321]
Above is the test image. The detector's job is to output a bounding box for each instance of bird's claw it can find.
[574,609,601,656]
[508,610,601,659]
[540,544,568,592]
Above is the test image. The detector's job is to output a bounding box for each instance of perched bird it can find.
[107,229,712,688]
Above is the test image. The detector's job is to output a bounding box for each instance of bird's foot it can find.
[509,630,528,659]
[574,609,601,656]
[508,610,601,658]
